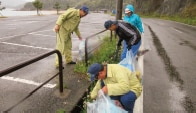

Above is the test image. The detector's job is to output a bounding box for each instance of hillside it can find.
[22,0,196,17]
[135,0,196,17]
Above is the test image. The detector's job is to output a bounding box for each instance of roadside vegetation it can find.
[140,14,196,26]
[73,35,121,113]
[56,35,120,113]
[0,1,6,17]
[138,1,196,26]
[74,35,119,75]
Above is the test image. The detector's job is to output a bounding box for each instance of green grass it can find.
[74,35,120,75]
[72,35,121,113]
[140,13,196,26]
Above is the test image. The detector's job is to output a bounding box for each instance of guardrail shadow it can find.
[0,50,63,113]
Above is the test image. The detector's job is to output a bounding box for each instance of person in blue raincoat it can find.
[121,4,144,60]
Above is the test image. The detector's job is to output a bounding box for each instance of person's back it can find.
[106,64,142,97]
[56,8,80,32]
[116,20,141,46]
[88,63,142,113]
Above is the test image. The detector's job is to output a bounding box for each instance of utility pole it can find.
[116,0,123,20]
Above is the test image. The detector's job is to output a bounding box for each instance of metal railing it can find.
[0,50,63,112]
[84,30,113,66]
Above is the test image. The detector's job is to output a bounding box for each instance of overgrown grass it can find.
[140,13,196,26]
[74,35,120,75]
[72,35,120,113]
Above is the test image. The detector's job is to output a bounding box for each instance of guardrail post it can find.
[110,31,112,41]
[56,50,63,93]
[85,39,88,67]
[83,30,107,67]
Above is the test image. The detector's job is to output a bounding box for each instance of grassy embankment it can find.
[141,14,196,26]
[74,35,119,75]
[140,3,196,26]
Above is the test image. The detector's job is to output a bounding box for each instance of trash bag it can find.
[87,90,128,113]
[78,40,85,61]
[119,50,135,71]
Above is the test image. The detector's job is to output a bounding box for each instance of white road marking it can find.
[29,29,52,34]
[170,27,182,33]
[0,42,53,51]
[28,33,55,37]
[1,76,56,88]
[0,29,53,40]
[0,28,16,29]
[0,34,26,40]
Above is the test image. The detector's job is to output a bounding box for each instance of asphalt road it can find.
[142,18,196,113]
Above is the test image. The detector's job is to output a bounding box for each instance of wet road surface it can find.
[143,18,196,113]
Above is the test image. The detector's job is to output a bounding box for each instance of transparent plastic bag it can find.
[119,50,135,71]
[78,40,85,61]
[87,90,128,113]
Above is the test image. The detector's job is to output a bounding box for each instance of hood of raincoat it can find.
[125,4,134,13]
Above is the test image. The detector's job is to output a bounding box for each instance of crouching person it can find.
[88,63,142,113]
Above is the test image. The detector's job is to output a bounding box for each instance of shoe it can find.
[67,61,76,64]
[55,65,64,69]
[55,66,64,69]
[137,49,149,56]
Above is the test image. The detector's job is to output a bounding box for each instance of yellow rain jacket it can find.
[90,64,142,99]
[55,8,81,64]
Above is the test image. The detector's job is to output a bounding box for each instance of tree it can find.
[33,0,43,15]
[0,1,6,16]
[53,2,61,15]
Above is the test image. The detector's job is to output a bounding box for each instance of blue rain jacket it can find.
[123,4,144,33]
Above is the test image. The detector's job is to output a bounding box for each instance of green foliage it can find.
[140,13,196,26]
[53,2,61,14]
[182,2,196,17]
[0,1,6,11]
[74,35,119,75]
[56,109,66,113]
[33,0,43,15]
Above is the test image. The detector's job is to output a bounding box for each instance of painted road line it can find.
[170,27,182,33]
[1,76,56,88]
[0,28,16,29]
[0,34,26,40]
[0,29,53,40]
[0,42,53,51]
[28,33,55,37]
[29,29,52,34]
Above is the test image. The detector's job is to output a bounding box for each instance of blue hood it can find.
[125,4,134,13]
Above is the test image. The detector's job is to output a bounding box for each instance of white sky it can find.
[25,0,34,1]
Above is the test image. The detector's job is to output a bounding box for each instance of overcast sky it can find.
[1,0,34,8]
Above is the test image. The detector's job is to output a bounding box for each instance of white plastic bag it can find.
[78,40,85,61]
[119,50,135,71]
[87,90,128,113]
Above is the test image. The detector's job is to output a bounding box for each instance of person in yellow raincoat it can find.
[54,6,89,67]
[88,63,142,113]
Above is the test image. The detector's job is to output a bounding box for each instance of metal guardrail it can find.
[0,50,63,112]
[84,30,113,66]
